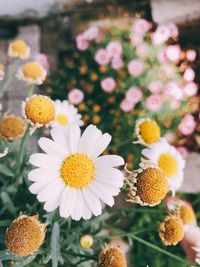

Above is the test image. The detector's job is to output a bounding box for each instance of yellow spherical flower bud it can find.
[8,39,30,59]
[0,63,5,80]
[126,165,168,206]
[92,115,101,124]
[78,103,86,111]
[135,118,160,146]
[0,115,25,141]
[23,95,55,127]
[90,73,98,81]
[93,104,101,113]
[80,235,93,249]
[98,246,127,267]
[99,65,107,73]
[5,215,46,256]
[17,61,46,85]
[159,215,184,246]
[178,203,196,225]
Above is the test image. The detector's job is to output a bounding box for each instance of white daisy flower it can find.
[141,138,185,193]
[28,124,124,221]
[51,100,83,132]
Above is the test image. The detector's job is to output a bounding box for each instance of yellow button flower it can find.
[98,246,127,267]
[80,235,93,249]
[8,39,30,59]
[0,115,25,141]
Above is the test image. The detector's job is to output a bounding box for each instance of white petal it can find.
[43,185,65,212]
[95,168,124,188]
[82,201,92,220]
[68,125,81,154]
[38,137,68,158]
[37,179,65,202]
[71,190,83,221]
[59,186,71,218]
[89,133,111,159]
[82,187,102,216]
[95,155,124,168]
[51,128,68,148]
[28,168,59,182]
[29,153,62,169]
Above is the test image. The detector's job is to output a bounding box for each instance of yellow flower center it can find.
[60,153,95,188]
[25,96,55,125]
[137,168,168,205]
[0,115,25,141]
[98,247,127,267]
[158,154,178,177]
[10,40,28,55]
[80,235,94,249]
[56,114,69,126]
[22,62,43,80]
[179,204,195,225]
[159,216,184,245]
[139,120,160,144]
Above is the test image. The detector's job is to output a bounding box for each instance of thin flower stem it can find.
[0,59,19,98]
[28,84,34,98]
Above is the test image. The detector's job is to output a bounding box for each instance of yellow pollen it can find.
[0,115,25,141]
[136,168,168,205]
[159,216,184,246]
[22,61,43,80]
[139,120,160,144]
[179,204,195,225]
[56,114,69,126]
[98,247,127,267]
[10,40,29,55]
[158,153,178,177]
[25,96,55,125]
[60,153,95,188]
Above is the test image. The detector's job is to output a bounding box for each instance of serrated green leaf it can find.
[50,222,64,267]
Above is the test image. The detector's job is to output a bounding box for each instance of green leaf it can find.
[0,163,14,177]
[1,192,17,216]
[12,254,37,267]
[50,222,64,267]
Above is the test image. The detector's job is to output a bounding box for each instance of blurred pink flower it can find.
[128,60,145,77]
[111,57,123,70]
[169,99,181,110]
[178,114,196,135]
[125,87,142,104]
[35,53,50,72]
[145,94,163,112]
[148,81,163,94]
[130,33,143,46]
[183,82,198,97]
[164,81,183,100]
[68,88,84,105]
[167,23,179,38]
[106,41,122,58]
[164,132,176,144]
[76,34,89,51]
[101,77,116,93]
[132,18,152,35]
[136,43,149,58]
[183,68,195,82]
[83,26,99,41]
[120,99,134,112]
[157,49,168,63]
[186,50,197,62]
[152,25,171,45]
[165,45,181,62]
[94,49,110,65]
[177,146,189,159]
[159,64,174,78]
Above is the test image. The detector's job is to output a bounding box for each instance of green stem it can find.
[28,84,34,97]
[0,59,19,98]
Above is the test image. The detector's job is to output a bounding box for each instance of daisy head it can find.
[68,88,84,105]
[94,48,110,66]
[145,94,163,112]
[76,34,89,51]
[186,49,196,62]
[127,59,145,77]
[17,61,47,85]
[125,87,143,104]
[5,215,46,257]
[120,99,134,112]
[126,163,168,206]
[28,124,124,221]
[98,246,127,267]
[132,18,152,35]
[22,95,55,128]
[142,138,185,193]
[134,118,161,146]
[51,100,83,132]
[158,215,184,246]
[8,39,30,59]
[106,41,122,59]
[101,77,116,93]
[0,115,25,141]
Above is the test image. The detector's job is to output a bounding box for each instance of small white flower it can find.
[142,138,185,193]
[28,125,124,221]
[51,100,83,132]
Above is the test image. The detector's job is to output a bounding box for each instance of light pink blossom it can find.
[183,68,195,82]
[68,88,84,105]
[167,23,179,38]
[157,49,168,63]
[130,33,143,46]
[132,18,152,35]
[128,60,145,77]
[177,147,189,159]
[94,49,110,65]
[111,57,123,69]
[183,82,198,97]
[186,50,196,62]
[152,25,171,45]
[120,99,134,112]
[145,94,163,112]
[125,87,142,104]
[148,81,163,94]
[136,43,149,58]
[83,26,99,41]
[164,81,183,100]
[106,41,122,58]
[35,53,50,72]
[159,64,174,78]
[165,45,181,62]
[169,99,181,110]
[178,114,196,135]
[101,77,116,93]
[164,132,176,144]
[76,34,89,51]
